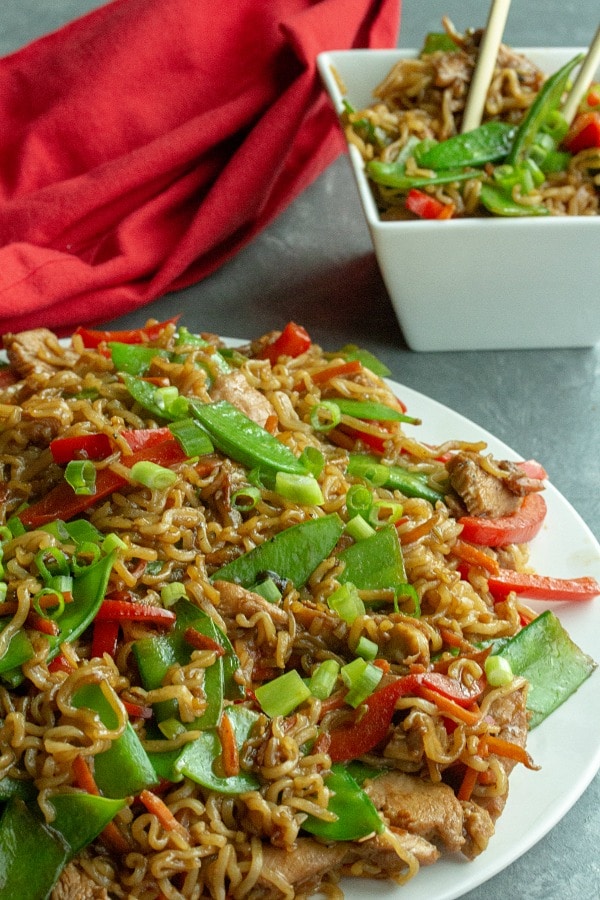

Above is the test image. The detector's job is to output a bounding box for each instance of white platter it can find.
[338,375,600,899]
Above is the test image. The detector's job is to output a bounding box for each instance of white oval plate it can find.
[339,377,600,899]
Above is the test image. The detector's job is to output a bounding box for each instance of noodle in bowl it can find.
[0,319,596,899]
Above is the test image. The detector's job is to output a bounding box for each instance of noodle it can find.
[0,318,561,898]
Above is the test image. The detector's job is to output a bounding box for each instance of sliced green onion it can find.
[250,577,282,604]
[47,575,73,596]
[485,654,514,687]
[231,486,261,512]
[174,327,211,349]
[275,472,324,506]
[355,636,378,661]
[168,418,214,456]
[34,548,70,581]
[6,516,26,538]
[310,401,341,432]
[0,583,7,602]
[65,519,103,546]
[327,583,365,624]
[309,659,340,700]
[344,515,376,542]
[71,541,101,575]
[298,445,325,479]
[367,499,404,528]
[341,658,383,708]
[130,460,178,490]
[346,483,372,519]
[161,582,188,608]
[65,460,97,496]
[32,588,65,621]
[0,526,13,544]
[255,670,311,717]
[158,717,186,740]
[101,533,127,554]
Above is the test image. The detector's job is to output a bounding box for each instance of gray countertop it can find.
[3,2,599,898]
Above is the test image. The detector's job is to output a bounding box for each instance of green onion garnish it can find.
[249,577,282,604]
[32,588,66,621]
[485,654,514,687]
[344,515,375,542]
[71,541,101,575]
[341,658,383,708]
[255,670,311,717]
[231,486,261,512]
[130,460,178,490]
[101,533,127,554]
[367,500,404,527]
[65,460,97,496]
[275,472,324,506]
[309,401,341,432]
[355,636,378,661]
[298,445,325,478]
[327,583,365,624]
[309,659,340,700]
[346,483,372,519]
[161,582,188,608]
[158,717,187,740]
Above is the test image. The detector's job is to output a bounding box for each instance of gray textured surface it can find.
[2,2,599,898]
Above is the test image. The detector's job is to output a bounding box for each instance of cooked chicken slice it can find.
[364,770,465,853]
[447,452,522,518]
[213,580,288,625]
[3,328,77,377]
[210,371,276,428]
[52,863,108,900]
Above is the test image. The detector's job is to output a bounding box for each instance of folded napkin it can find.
[0,0,400,335]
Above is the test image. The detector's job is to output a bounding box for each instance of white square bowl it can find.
[317,48,600,351]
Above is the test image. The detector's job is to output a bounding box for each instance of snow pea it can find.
[302,764,383,841]
[173,704,260,794]
[338,523,408,596]
[506,53,584,165]
[0,549,116,682]
[72,682,158,798]
[348,453,446,505]
[415,121,517,169]
[108,341,173,376]
[212,513,344,588]
[491,610,596,728]
[366,160,479,190]
[189,399,307,476]
[479,182,549,217]
[122,373,189,421]
[0,792,125,900]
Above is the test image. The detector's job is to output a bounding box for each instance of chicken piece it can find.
[364,770,465,853]
[476,684,530,822]
[52,863,108,900]
[255,830,438,899]
[210,371,276,428]
[3,328,77,378]
[447,452,522,518]
[213,580,288,626]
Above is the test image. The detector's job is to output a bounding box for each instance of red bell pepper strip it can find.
[563,111,600,153]
[91,618,120,658]
[258,322,311,364]
[50,433,113,464]
[487,570,600,601]
[327,672,482,762]
[121,427,173,452]
[458,492,547,547]
[94,599,176,626]
[405,188,455,220]
[74,316,180,349]
[517,459,547,480]
[18,438,187,528]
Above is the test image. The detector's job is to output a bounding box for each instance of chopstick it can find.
[561,23,600,123]
[461,0,512,133]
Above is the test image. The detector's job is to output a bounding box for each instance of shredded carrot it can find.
[217,712,240,777]
[72,754,100,795]
[452,540,500,575]
[317,689,348,718]
[139,789,189,839]
[418,686,481,725]
[311,359,363,385]
[437,201,456,220]
[264,414,279,434]
[0,592,73,618]
[26,614,60,636]
[485,735,540,769]
[183,627,225,656]
[73,754,131,853]
[122,700,153,719]
[398,515,438,546]
[373,658,391,674]
[439,627,466,649]
[326,428,357,451]
[457,764,479,801]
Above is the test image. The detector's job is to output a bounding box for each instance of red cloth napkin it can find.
[0,0,400,335]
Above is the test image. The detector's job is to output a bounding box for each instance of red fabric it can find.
[0,0,400,335]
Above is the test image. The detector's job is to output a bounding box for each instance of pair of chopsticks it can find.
[461,0,600,133]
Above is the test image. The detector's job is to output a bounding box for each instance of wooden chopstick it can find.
[561,23,600,123]
[461,0,512,133]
